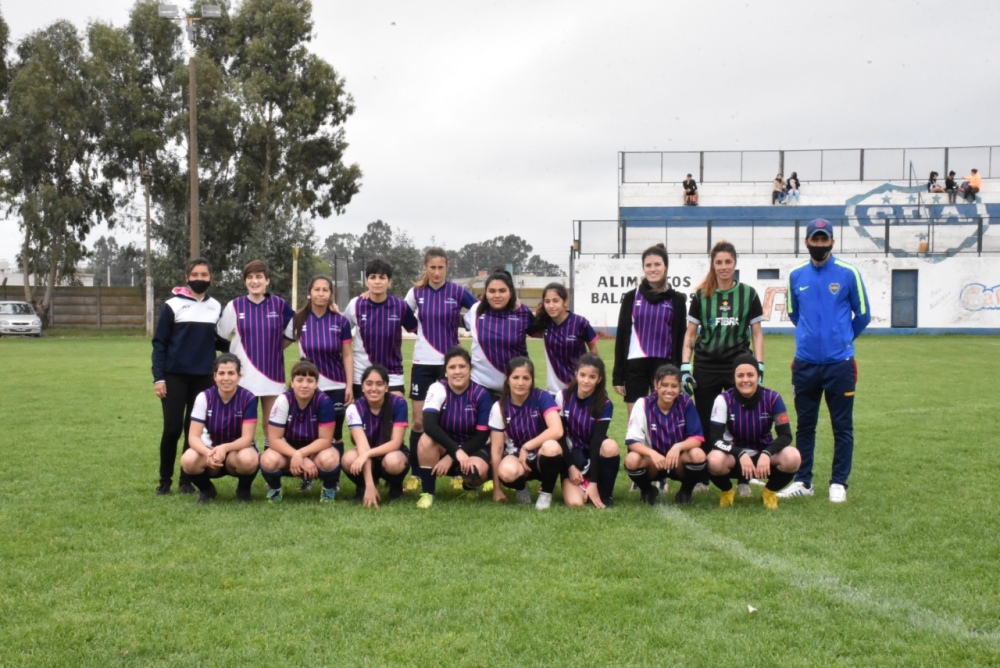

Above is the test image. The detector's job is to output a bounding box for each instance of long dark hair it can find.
[360,364,393,446]
[640,244,669,290]
[480,267,517,311]
[696,240,737,299]
[293,275,334,339]
[498,356,534,424]
[533,282,568,330]
[564,353,609,419]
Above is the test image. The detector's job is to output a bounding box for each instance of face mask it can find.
[188,279,211,294]
[807,245,831,262]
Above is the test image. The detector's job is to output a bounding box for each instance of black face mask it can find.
[187,279,211,294]
[808,245,831,262]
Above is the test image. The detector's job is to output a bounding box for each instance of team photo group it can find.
[151,217,870,510]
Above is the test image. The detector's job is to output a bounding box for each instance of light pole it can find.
[158,4,221,259]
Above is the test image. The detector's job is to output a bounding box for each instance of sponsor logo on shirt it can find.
[445,298,457,305]
[715,317,740,326]
[388,315,400,322]
[267,311,279,318]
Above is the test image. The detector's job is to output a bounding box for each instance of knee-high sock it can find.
[261,467,283,491]
[384,466,408,488]
[318,466,340,491]
[190,471,213,493]
[237,472,256,493]
[331,442,344,485]
[537,455,563,494]
[597,454,620,502]
[409,432,422,471]
[680,462,706,494]
[344,466,364,491]
[766,468,794,492]
[711,473,734,492]
[626,467,655,493]
[420,466,436,495]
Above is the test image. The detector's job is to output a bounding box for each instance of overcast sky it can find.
[1,0,998,271]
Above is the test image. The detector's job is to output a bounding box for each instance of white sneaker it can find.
[535,491,553,510]
[737,483,752,497]
[515,487,532,504]
[776,481,814,498]
[829,483,847,503]
[692,482,710,494]
[749,478,766,487]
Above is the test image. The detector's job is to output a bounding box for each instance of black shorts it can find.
[624,357,673,403]
[323,389,348,442]
[410,364,444,401]
[500,451,543,487]
[203,444,260,478]
[569,447,591,477]
[444,447,491,479]
[353,384,406,400]
[368,445,411,481]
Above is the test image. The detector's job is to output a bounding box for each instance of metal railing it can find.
[620,145,999,184]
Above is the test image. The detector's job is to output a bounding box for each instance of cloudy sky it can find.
[1,0,998,271]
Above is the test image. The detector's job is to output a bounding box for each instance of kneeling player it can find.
[707,355,800,509]
[342,365,410,508]
[489,357,564,509]
[625,364,707,505]
[260,360,340,502]
[415,346,493,508]
[182,353,260,503]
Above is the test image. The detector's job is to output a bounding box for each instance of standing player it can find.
[415,346,493,508]
[706,355,800,509]
[778,219,870,503]
[292,275,353,490]
[343,259,418,398]
[181,354,260,503]
[342,365,410,508]
[529,282,600,395]
[489,357,564,509]
[681,241,765,495]
[259,360,340,502]
[403,248,478,488]
[613,243,688,419]
[464,268,535,397]
[216,259,295,446]
[624,365,707,505]
[557,354,620,509]
[152,257,229,495]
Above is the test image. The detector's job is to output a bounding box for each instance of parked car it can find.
[0,301,43,337]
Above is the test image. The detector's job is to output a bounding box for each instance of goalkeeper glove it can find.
[680,363,696,396]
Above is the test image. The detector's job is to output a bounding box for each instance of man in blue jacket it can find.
[778,219,871,503]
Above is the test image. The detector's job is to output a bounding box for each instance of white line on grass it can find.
[657,506,1000,647]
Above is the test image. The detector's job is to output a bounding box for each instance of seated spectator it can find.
[963,168,981,203]
[786,172,801,205]
[945,171,958,203]
[772,173,787,205]
[927,171,944,193]
[683,174,698,206]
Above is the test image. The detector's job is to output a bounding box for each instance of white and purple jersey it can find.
[464,301,535,391]
[556,389,613,452]
[191,386,258,448]
[627,294,677,360]
[269,390,336,449]
[218,295,295,396]
[344,296,417,386]
[488,388,559,455]
[345,394,409,447]
[626,393,704,454]
[423,379,492,446]
[539,313,598,393]
[710,388,788,455]
[295,310,353,391]
[405,282,478,365]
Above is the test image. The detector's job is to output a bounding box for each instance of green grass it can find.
[1,334,998,666]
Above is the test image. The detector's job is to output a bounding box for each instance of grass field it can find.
[1,333,998,666]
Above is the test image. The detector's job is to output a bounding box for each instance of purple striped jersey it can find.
[625,393,704,454]
[555,389,613,452]
[345,394,409,447]
[710,388,788,454]
[296,310,353,390]
[269,390,337,449]
[344,296,417,384]
[628,293,676,360]
[218,295,295,383]
[488,388,559,454]
[190,386,258,447]
[540,312,598,392]
[406,283,478,365]
[465,301,535,391]
[423,379,492,446]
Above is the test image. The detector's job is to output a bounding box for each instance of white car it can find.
[0,301,43,337]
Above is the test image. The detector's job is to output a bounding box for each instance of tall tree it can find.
[524,254,565,277]
[453,234,534,277]
[0,21,114,320]
[89,235,144,286]
[0,9,9,101]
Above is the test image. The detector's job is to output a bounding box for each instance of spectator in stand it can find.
[786,172,801,205]
[963,169,981,203]
[927,171,944,193]
[772,173,787,205]
[945,171,958,203]
[682,174,698,206]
